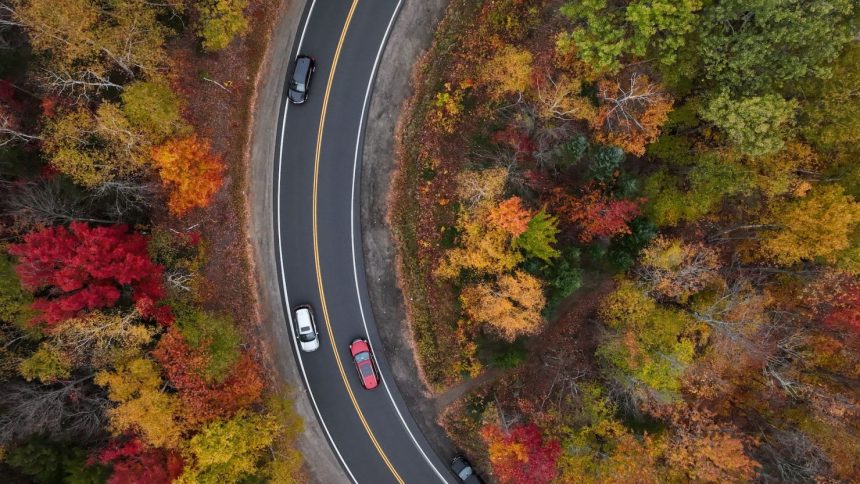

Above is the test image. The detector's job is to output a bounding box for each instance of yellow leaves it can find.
[461,271,546,341]
[96,358,185,449]
[51,311,156,368]
[43,105,147,188]
[429,82,466,134]
[599,280,656,330]
[759,184,860,266]
[536,74,597,123]
[455,167,509,207]
[177,410,279,484]
[436,204,523,279]
[638,237,721,303]
[480,44,534,99]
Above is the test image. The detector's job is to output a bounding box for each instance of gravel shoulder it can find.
[246,0,347,482]
[360,0,455,461]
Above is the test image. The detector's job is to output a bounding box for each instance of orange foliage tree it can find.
[461,271,546,341]
[150,135,224,215]
[488,197,533,237]
[594,73,673,155]
[152,329,263,425]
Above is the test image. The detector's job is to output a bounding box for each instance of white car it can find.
[294,305,320,352]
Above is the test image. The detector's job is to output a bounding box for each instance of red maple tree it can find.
[152,329,264,425]
[824,288,860,334]
[548,186,642,242]
[481,423,561,484]
[9,222,171,325]
[96,438,183,484]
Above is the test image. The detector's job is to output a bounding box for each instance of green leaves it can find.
[514,209,560,262]
[698,0,856,95]
[121,80,188,144]
[195,0,250,52]
[701,91,797,157]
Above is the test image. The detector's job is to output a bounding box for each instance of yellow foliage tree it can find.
[480,45,533,99]
[95,358,185,449]
[461,270,546,341]
[436,205,523,279]
[43,105,148,187]
[177,410,279,484]
[455,167,509,207]
[637,237,721,303]
[759,184,860,265]
[536,74,597,123]
[50,311,156,368]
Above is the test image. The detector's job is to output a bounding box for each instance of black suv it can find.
[288,55,315,104]
[451,455,484,484]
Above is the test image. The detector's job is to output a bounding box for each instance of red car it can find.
[349,338,380,390]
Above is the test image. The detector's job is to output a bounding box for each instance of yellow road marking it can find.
[311,1,405,483]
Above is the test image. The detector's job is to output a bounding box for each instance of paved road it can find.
[273,1,456,483]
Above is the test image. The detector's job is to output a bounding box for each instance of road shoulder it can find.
[360,0,455,461]
[245,1,348,482]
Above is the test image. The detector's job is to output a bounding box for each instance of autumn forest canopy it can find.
[392,0,860,482]
[0,0,302,483]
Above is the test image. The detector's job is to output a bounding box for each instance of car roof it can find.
[295,307,312,327]
[294,56,311,73]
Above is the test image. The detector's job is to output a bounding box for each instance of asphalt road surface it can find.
[273,1,456,482]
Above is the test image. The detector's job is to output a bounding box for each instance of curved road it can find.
[273,1,455,482]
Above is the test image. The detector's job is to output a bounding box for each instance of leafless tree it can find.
[1,179,112,229]
[0,112,39,146]
[0,377,108,445]
[597,72,666,134]
[758,429,830,482]
[38,68,123,103]
[89,179,155,221]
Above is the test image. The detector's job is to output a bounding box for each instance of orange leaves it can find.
[152,329,263,425]
[594,73,673,156]
[488,196,532,237]
[461,270,546,341]
[150,135,224,216]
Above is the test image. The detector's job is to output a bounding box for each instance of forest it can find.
[0,1,303,482]
[391,0,860,482]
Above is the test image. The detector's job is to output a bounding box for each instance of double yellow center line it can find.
[311,1,404,482]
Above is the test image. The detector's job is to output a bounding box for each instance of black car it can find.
[451,455,484,484]
[288,55,315,104]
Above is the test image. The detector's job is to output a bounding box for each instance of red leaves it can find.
[9,222,170,325]
[97,438,183,484]
[493,124,535,162]
[481,423,561,484]
[548,186,642,242]
[152,329,263,425]
[824,288,860,334]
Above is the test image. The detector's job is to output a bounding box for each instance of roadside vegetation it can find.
[0,1,303,482]
[392,0,860,482]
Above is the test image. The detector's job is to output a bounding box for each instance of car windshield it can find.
[299,333,315,343]
[289,80,305,92]
[354,351,370,363]
[298,326,315,342]
[458,467,473,480]
[360,363,375,377]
